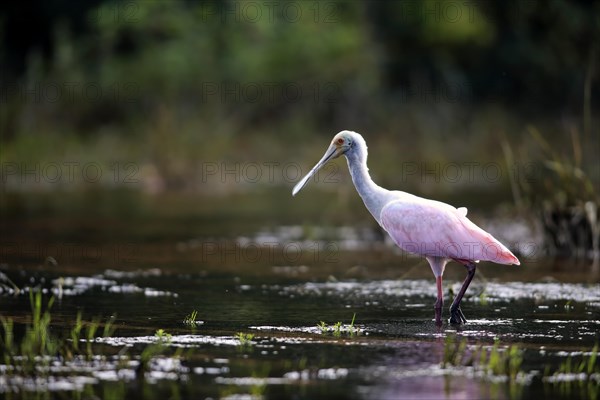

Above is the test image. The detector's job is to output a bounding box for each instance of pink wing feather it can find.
[380,199,520,265]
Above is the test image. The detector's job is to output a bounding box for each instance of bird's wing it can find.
[380,199,519,265]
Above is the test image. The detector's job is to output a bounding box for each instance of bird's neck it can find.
[345,150,389,224]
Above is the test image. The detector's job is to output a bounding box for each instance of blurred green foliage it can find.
[0,0,598,196]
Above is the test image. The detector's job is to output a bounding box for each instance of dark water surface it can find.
[1,191,599,399]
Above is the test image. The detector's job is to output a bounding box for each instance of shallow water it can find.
[1,192,599,399]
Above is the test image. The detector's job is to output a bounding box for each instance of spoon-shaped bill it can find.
[292,145,339,196]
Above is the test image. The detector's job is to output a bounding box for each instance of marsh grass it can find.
[235,332,256,353]
[0,290,117,377]
[349,313,357,336]
[442,337,523,380]
[136,329,192,378]
[182,310,204,332]
[0,271,20,295]
[154,329,172,343]
[0,289,195,390]
[504,126,599,264]
[542,343,600,399]
[183,310,199,325]
[235,332,255,345]
[317,313,360,337]
[443,337,599,400]
[544,343,600,380]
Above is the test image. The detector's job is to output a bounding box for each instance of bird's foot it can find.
[449,306,467,324]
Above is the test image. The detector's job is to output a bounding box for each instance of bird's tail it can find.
[475,229,521,265]
[501,251,520,265]
[491,240,520,265]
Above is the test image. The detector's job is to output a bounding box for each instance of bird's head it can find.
[292,130,363,196]
[330,131,355,155]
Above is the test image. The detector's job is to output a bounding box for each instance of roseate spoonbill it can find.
[292,131,520,324]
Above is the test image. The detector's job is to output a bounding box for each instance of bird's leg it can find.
[434,276,443,325]
[449,262,477,324]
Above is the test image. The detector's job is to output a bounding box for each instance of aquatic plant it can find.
[316,313,360,337]
[332,321,343,337]
[485,339,523,379]
[182,310,204,333]
[505,126,599,265]
[442,337,524,381]
[544,343,600,382]
[155,329,173,343]
[183,310,199,325]
[137,329,181,377]
[0,290,116,375]
[318,321,328,334]
[543,343,600,399]
[235,332,255,345]
[349,313,357,336]
[234,332,256,354]
[0,271,20,295]
[443,337,599,400]
[442,336,468,368]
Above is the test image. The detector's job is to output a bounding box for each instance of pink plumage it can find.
[293,130,521,324]
[380,198,520,265]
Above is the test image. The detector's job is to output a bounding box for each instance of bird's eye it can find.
[337,138,344,145]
